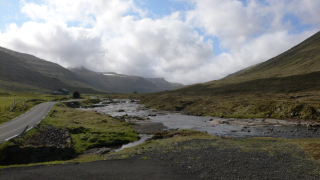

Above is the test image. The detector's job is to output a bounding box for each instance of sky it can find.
[1,0,320,85]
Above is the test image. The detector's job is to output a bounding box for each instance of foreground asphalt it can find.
[0,102,56,143]
[0,159,195,180]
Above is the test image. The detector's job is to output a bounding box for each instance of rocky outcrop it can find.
[1,125,74,165]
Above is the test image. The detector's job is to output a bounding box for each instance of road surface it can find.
[0,102,56,143]
[0,159,195,180]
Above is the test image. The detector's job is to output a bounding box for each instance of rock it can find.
[43,147,51,154]
[307,125,313,130]
[220,120,228,124]
[7,145,20,153]
[97,148,112,154]
[313,128,318,132]
[209,119,213,121]
[220,115,225,118]
[295,129,298,132]
[247,130,251,132]
[148,114,157,116]
[267,128,273,132]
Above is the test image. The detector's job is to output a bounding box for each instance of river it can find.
[79,99,320,139]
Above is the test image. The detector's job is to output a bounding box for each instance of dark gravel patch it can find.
[23,125,70,147]
[127,139,319,179]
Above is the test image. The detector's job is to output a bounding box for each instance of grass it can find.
[38,102,140,153]
[0,92,70,124]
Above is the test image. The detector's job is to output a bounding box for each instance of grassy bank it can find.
[104,129,320,161]
[36,102,139,153]
[138,90,320,120]
[0,92,69,124]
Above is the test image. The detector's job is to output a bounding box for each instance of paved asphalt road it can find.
[0,102,57,143]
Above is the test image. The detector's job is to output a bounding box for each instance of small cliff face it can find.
[1,125,73,165]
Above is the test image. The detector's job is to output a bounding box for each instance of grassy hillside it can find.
[0,47,104,94]
[136,31,320,120]
[208,31,320,85]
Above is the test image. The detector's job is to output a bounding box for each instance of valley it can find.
[1,31,320,179]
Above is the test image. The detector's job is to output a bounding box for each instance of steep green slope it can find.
[210,31,320,85]
[0,47,104,94]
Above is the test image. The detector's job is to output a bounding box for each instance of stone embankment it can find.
[1,125,73,165]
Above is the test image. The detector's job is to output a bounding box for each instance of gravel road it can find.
[0,159,196,180]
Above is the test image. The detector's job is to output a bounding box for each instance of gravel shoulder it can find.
[0,159,196,180]
[123,139,320,179]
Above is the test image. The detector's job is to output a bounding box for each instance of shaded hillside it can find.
[0,47,104,94]
[210,31,320,85]
[136,31,320,120]
[69,67,161,93]
[144,78,184,91]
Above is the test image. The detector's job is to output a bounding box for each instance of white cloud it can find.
[1,0,320,85]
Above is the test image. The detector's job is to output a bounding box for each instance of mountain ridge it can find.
[0,47,183,93]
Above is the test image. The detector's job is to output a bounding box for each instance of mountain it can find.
[0,47,183,94]
[214,31,320,85]
[0,47,105,94]
[69,67,184,93]
[144,78,184,91]
[196,30,320,93]
[139,31,320,119]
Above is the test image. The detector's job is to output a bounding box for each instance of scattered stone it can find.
[118,109,125,112]
[267,128,273,132]
[84,147,112,155]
